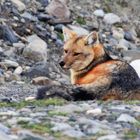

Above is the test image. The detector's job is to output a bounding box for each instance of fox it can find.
[37,27,140,101]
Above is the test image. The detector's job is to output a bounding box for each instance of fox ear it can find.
[62,27,77,42]
[84,31,99,46]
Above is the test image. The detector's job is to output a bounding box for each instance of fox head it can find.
[59,27,105,72]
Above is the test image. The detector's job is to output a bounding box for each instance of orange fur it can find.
[75,60,118,84]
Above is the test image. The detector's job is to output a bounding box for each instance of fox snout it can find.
[59,60,71,69]
[59,61,65,67]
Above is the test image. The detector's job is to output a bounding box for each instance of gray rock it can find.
[112,27,124,40]
[94,3,101,8]
[17,117,33,122]
[78,117,111,130]
[0,111,19,116]
[67,25,89,36]
[10,135,19,140]
[45,0,70,19]
[117,39,137,51]
[0,124,10,134]
[14,66,23,75]
[23,63,50,78]
[77,117,96,125]
[55,39,63,47]
[0,25,18,43]
[18,130,45,140]
[23,35,47,62]
[27,34,43,43]
[0,47,4,53]
[94,9,105,17]
[0,68,4,76]
[86,108,102,115]
[103,13,121,24]
[37,13,52,22]
[86,127,116,136]
[124,31,135,42]
[135,23,140,38]
[54,24,64,31]
[4,48,16,58]
[110,105,128,111]
[51,122,72,132]
[21,12,38,22]
[117,114,138,123]
[13,42,25,48]
[59,0,69,4]
[132,106,140,113]
[39,0,49,6]
[98,135,119,140]
[55,104,88,114]
[86,127,101,135]
[117,39,129,51]
[0,60,19,68]
[0,76,5,84]
[109,37,119,46]
[11,0,26,11]
[0,0,5,4]
[122,50,140,61]
[63,129,85,138]
[30,112,47,117]
[0,131,12,140]
[5,72,21,82]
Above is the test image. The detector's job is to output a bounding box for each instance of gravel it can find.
[0,0,139,139]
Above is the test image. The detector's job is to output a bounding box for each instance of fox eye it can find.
[64,50,68,53]
[73,52,81,56]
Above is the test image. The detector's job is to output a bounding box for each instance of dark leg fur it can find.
[37,85,74,101]
[36,85,95,101]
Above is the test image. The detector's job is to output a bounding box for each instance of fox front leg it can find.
[36,85,74,101]
[70,87,96,101]
[36,85,95,101]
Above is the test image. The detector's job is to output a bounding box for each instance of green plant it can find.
[76,16,86,25]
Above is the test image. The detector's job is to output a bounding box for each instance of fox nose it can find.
[59,61,65,67]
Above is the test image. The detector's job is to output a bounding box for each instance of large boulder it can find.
[23,35,47,62]
[45,0,70,20]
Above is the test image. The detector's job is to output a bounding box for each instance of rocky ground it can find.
[0,0,140,139]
